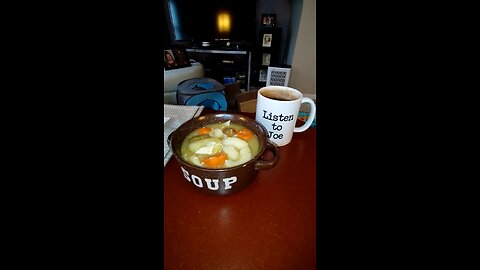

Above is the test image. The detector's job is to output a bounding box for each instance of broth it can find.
[180,121,260,169]
[260,89,299,101]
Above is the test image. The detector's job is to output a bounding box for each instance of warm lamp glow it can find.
[217,12,231,33]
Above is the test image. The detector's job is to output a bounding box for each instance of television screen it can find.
[165,0,257,45]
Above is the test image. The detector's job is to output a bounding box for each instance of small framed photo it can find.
[164,47,191,70]
[262,33,272,48]
[262,53,271,66]
[164,49,177,70]
[259,69,267,82]
[261,14,276,28]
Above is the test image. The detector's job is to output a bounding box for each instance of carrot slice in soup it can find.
[202,153,228,168]
[197,127,212,135]
[235,129,254,140]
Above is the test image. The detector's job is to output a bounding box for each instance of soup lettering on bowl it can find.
[180,120,260,169]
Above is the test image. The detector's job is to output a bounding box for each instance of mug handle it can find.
[255,141,280,171]
[294,97,316,133]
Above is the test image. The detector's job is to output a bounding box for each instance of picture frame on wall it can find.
[261,14,276,27]
[259,69,267,82]
[262,33,273,48]
[262,53,271,66]
[164,47,191,70]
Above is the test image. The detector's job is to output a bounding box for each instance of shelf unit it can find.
[252,27,282,88]
[186,48,252,91]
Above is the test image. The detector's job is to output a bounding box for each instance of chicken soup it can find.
[180,120,260,169]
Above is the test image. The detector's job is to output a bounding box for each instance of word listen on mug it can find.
[255,86,316,147]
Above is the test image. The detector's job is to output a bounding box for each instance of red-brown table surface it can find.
[164,110,317,269]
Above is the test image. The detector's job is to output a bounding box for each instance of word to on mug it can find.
[261,110,295,139]
[181,167,237,190]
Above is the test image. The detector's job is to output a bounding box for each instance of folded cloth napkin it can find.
[164,104,204,166]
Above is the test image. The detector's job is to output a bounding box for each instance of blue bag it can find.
[177,78,227,111]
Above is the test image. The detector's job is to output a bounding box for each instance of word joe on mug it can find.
[255,86,316,147]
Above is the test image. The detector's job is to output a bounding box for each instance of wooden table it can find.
[164,110,316,269]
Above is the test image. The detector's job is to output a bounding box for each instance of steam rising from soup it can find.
[180,121,260,168]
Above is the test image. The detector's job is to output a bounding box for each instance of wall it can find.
[285,0,302,65]
[288,0,316,99]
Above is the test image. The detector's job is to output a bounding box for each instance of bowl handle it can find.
[254,141,280,171]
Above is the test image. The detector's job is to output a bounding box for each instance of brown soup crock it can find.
[167,113,280,195]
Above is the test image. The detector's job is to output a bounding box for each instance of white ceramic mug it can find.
[255,86,316,147]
